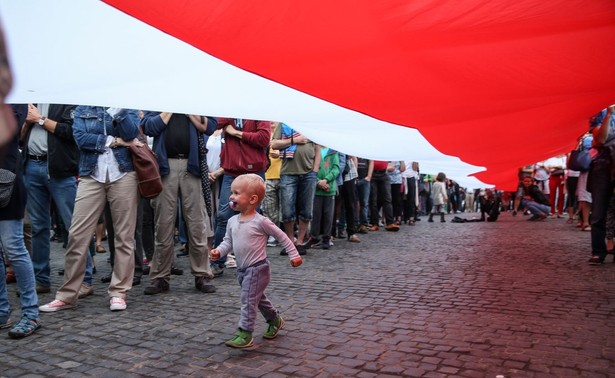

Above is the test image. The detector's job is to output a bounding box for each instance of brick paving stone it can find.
[1,216,614,376]
[439,366,460,375]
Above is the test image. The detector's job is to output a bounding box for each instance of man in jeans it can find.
[270,122,320,255]
[0,104,41,338]
[20,103,94,297]
[355,158,373,234]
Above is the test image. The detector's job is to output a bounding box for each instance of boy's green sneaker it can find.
[225,329,253,348]
[263,316,285,339]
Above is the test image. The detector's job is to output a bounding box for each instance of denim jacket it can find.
[72,106,139,177]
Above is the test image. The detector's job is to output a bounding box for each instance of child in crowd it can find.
[306,145,339,249]
[429,172,448,223]
[210,174,302,348]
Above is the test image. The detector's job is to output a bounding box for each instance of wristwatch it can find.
[37,116,46,126]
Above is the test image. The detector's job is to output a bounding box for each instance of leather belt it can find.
[28,154,47,161]
[168,154,188,159]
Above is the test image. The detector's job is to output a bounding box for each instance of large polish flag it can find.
[2,0,614,189]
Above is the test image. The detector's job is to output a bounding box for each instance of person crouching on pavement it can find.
[210,174,302,348]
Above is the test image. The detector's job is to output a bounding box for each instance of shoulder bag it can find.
[127,132,163,199]
[567,141,591,172]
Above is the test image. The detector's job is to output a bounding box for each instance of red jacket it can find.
[218,118,271,176]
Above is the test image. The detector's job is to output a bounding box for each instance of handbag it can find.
[128,136,163,199]
[567,145,591,172]
[0,168,16,208]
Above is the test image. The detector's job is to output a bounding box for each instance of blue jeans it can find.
[0,219,39,320]
[25,160,93,287]
[356,178,370,227]
[521,199,550,216]
[280,171,318,223]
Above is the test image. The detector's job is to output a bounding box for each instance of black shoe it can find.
[337,230,346,239]
[321,239,331,250]
[144,278,169,295]
[195,276,216,293]
[36,284,51,294]
[588,255,605,265]
[302,237,321,249]
[171,266,184,275]
[279,248,288,256]
[132,276,141,286]
[101,273,112,283]
[296,244,307,256]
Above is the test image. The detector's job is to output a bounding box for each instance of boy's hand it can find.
[290,256,303,267]
[210,249,220,261]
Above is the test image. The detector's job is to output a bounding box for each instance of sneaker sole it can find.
[263,318,285,340]
[110,305,127,311]
[39,304,75,313]
[225,338,254,348]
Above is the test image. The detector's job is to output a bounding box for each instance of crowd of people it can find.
[512,106,615,266]
[0,102,503,341]
[2,102,614,341]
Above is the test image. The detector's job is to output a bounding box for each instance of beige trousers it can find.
[56,173,139,304]
[150,159,212,282]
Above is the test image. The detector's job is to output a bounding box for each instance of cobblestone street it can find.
[1,213,614,377]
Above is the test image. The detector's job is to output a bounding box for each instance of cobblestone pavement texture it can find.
[1,213,614,377]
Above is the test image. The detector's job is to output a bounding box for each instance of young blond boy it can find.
[210,174,302,348]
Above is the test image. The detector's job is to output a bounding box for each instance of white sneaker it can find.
[78,283,93,299]
[225,254,237,269]
[109,297,127,311]
[39,299,75,313]
[267,236,278,247]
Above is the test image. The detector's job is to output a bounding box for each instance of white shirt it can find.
[91,110,126,184]
[206,132,222,172]
[91,136,126,183]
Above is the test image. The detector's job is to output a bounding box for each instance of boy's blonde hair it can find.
[236,173,266,203]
